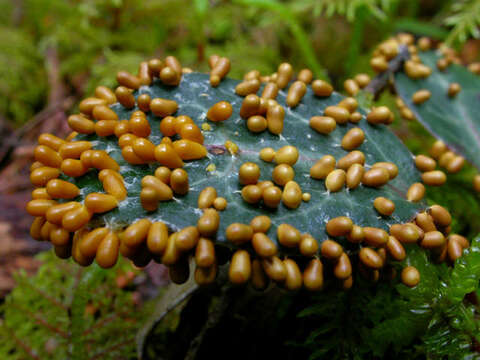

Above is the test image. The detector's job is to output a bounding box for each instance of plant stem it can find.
[234,0,327,79]
[184,285,232,360]
[346,6,366,73]
[364,44,409,96]
[136,272,199,358]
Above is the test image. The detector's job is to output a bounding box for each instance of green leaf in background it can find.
[72,72,424,252]
[395,50,480,170]
[393,18,449,39]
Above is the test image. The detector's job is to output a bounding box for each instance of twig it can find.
[0,44,73,169]
[15,98,73,139]
[89,337,135,360]
[364,45,410,97]
[82,311,130,336]
[2,322,40,360]
[22,279,68,311]
[0,96,74,170]
[45,45,64,105]
[11,0,24,26]
[10,303,70,339]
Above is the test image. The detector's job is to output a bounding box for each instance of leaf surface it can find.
[73,73,424,248]
[395,50,480,170]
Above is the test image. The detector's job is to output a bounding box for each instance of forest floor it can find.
[0,137,52,297]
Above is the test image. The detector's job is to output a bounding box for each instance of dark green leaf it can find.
[395,50,480,170]
[73,73,424,251]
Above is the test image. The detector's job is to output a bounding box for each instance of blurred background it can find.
[0,0,479,308]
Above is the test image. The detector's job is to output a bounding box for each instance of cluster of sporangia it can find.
[366,33,480,191]
[27,36,471,291]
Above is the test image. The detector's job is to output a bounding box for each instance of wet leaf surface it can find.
[73,73,424,249]
[395,50,480,170]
